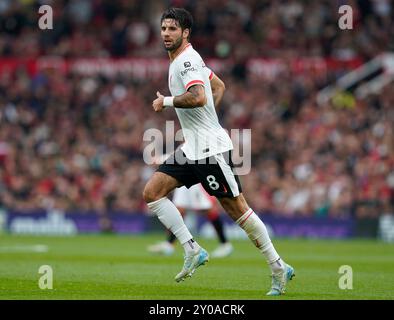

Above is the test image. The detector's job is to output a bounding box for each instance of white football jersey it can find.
[168,44,233,160]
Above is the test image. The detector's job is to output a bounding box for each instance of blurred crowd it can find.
[0,0,393,218]
[1,0,393,60]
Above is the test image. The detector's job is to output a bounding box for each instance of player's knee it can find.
[219,196,248,221]
[142,184,162,203]
[142,188,156,204]
[142,185,154,203]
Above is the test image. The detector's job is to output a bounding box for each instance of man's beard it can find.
[165,37,183,52]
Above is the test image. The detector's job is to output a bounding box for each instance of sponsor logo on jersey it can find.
[184,61,191,68]
[181,67,197,76]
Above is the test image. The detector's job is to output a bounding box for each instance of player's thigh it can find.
[143,172,182,203]
[193,152,242,198]
[157,148,200,190]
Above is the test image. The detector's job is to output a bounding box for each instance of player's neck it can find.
[169,42,191,62]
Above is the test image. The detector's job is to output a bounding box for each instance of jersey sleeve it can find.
[177,55,206,91]
[205,66,214,81]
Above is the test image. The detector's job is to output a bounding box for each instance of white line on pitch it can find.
[0,244,49,253]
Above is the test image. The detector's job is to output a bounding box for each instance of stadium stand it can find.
[0,0,393,222]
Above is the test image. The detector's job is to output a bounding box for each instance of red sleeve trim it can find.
[185,80,204,90]
[209,71,214,80]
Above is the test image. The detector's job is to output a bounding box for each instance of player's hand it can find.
[152,91,165,112]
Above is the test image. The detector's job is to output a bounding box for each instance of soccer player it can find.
[147,183,234,258]
[143,7,294,295]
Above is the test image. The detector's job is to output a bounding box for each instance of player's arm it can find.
[152,58,207,112]
[210,73,226,109]
[173,84,207,108]
[153,86,206,111]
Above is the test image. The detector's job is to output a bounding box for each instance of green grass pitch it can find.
[0,233,393,300]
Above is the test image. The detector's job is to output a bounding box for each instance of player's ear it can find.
[183,28,190,40]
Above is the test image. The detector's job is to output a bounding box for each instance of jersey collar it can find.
[170,43,192,63]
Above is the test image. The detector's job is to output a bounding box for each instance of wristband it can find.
[163,96,175,107]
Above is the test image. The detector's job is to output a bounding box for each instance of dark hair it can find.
[161,7,193,40]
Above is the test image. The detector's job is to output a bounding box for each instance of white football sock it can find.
[270,258,285,274]
[182,239,201,255]
[147,197,198,254]
[236,208,284,272]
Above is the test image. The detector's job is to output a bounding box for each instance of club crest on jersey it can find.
[184,61,191,68]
